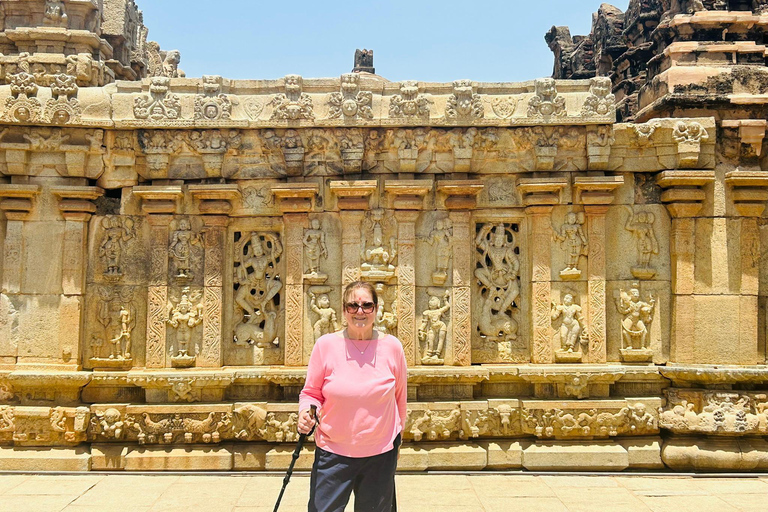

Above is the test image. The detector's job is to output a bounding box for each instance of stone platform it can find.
[0,473,765,512]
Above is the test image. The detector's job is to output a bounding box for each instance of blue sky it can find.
[138,1,630,83]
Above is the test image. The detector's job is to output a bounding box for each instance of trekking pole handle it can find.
[306,405,317,437]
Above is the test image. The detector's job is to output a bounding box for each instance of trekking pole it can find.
[273,404,316,512]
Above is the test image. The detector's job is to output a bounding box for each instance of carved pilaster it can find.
[134,188,182,369]
[145,215,171,369]
[340,211,364,288]
[0,185,40,294]
[449,211,472,366]
[189,185,239,368]
[657,171,714,363]
[396,210,419,366]
[51,186,104,296]
[284,213,308,367]
[528,206,555,364]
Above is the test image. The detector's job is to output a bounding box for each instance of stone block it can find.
[522,441,629,471]
[232,443,269,470]
[124,444,233,471]
[426,443,487,470]
[0,446,91,471]
[264,444,315,471]
[397,444,429,471]
[662,437,768,472]
[618,437,663,469]
[693,295,759,364]
[482,440,528,469]
[91,444,127,470]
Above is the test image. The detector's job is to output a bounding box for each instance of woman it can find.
[298,281,407,512]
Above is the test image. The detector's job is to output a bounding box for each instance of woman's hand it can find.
[297,408,317,435]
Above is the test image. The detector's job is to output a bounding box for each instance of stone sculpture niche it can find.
[474,223,520,357]
[233,232,283,348]
[89,287,136,369]
[99,216,135,283]
[623,207,659,280]
[426,216,453,286]
[374,283,398,335]
[360,208,398,283]
[168,217,201,282]
[552,211,588,280]
[303,218,328,284]
[419,288,451,365]
[614,282,656,362]
[308,286,340,341]
[551,292,588,363]
[166,287,203,368]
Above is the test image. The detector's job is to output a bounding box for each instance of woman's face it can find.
[343,287,377,335]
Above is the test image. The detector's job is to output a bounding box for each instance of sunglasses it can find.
[344,301,376,314]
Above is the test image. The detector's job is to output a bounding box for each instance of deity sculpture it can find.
[374,284,398,335]
[303,218,328,282]
[169,218,201,280]
[419,290,451,365]
[167,288,203,367]
[474,223,519,343]
[99,216,135,281]
[427,217,453,285]
[360,208,397,282]
[93,409,124,440]
[44,0,67,27]
[614,284,656,362]
[234,232,283,348]
[309,291,340,341]
[110,305,133,360]
[624,207,659,279]
[551,293,587,363]
[552,211,588,279]
[90,288,136,367]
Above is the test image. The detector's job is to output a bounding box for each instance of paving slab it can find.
[0,473,767,512]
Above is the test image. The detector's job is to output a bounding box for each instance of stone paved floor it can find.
[0,473,766,512]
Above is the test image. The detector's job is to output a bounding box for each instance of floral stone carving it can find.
[270,75,314,121]
[389,81,432,119]
[327,73,373,120]
[445,80,484,120]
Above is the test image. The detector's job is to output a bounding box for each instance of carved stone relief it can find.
[389,81,432,119]
[303,218,328,283]
[88,286,137,368]
[98,216,136,283]
[308,286,340,341]
[360,208,398,283]
[194,75,235,122]
[3,69,42,123]
[419,288,451,365]
[614,282,656,362]
[473,223,521,361]
[551,292,588,363]
[581,77,615,116]
[374,283,398,335]
[269,75,314,121]
[166,287,204,368]
[327,73,373,120]
[44,74,80,124]
[552,211,587,280]
[527,78,566,118]
[623,207,659,279]
[134,77,181,121]
[445,80,484,120]
[168,217,202,282]
[660,389,768,435]
[233,232,283,349]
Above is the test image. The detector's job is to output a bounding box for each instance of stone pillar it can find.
[284,213,308,367]
[272,184,318,367]
[437,181,484,366]
[134,187,183,369]
[575,177,623,364]
[330,181,377,288]
[51,186,104,367]
[528,206,555,364]
[657,171,714,363]
[395,210,419,366]
[518,178,567,364]
[0,185,40,294]
[449,211,472,366]
[583,205,608,363]
[190,185,240,368]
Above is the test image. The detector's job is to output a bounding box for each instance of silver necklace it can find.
[346,330,372,354]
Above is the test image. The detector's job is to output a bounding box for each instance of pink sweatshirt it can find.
[299,332,407,458]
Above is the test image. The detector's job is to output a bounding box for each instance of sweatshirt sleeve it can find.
[298,339,326,413]
[394,339,408,431]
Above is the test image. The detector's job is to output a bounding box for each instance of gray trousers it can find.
[308,434,400,512]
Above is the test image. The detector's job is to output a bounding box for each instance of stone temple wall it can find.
[0,0,768,472]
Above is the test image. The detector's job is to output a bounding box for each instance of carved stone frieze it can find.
[660,389,768,436]
[327,73,373,120]
[270,75,314,121]
[389,81,432,120]
[445,80,484,120]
